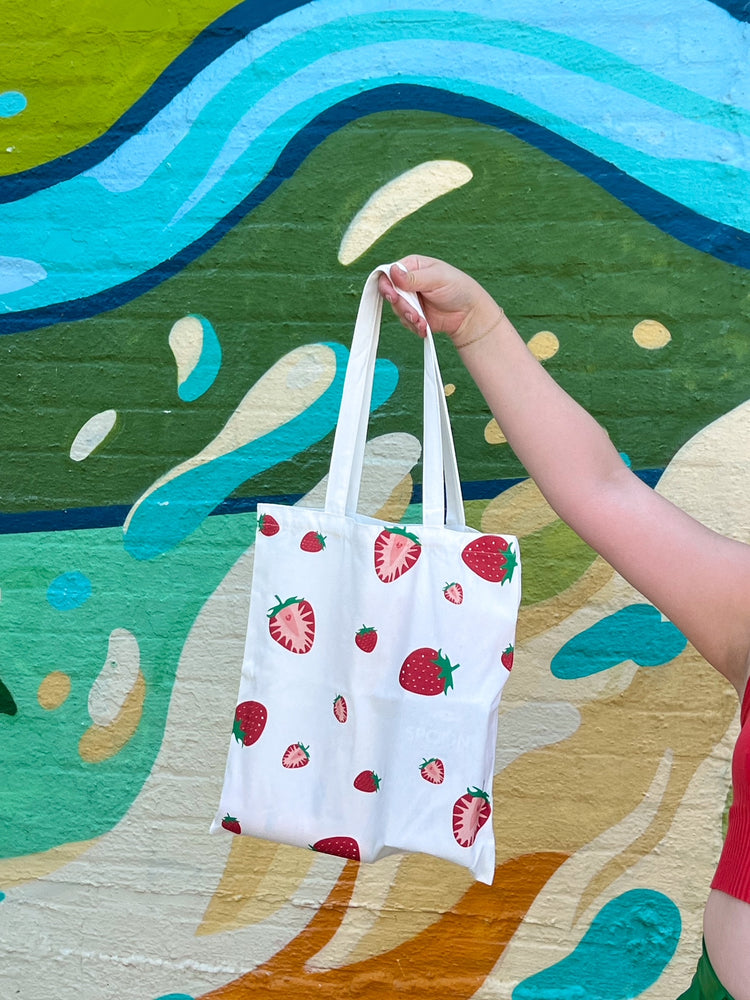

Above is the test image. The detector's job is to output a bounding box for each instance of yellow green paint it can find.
[0,0,236,174]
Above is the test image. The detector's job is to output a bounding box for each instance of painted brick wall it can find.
[1,2,749,998]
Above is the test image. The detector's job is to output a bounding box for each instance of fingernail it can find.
[395,262,408,273]
[404,311,415,324]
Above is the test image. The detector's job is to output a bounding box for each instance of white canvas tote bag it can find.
[211,265,521,883]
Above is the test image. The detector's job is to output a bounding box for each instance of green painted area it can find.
[519,520,597,606]
[0,0,236,174]
[1,111,749,520]
[0,511,254,858]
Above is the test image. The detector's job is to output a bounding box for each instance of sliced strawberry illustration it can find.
[221,814,242,835]
[353,769,381,792]
[399,647,459,696]
[419,757,445,785]
[461,536,518,584]
[355,626,378,653]
[333,694,348,724]
[300,531,326,552]
[374,526,421,583]
[258,513,280,537]
[232,700,267,746]
[282,741,310,768]
[452,787,491,848]
[268,595,315,654]
[310,836,361,861]
[443,582,464,605]
[501,644,515,671]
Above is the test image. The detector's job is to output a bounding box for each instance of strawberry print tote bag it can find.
[211,266,521,884]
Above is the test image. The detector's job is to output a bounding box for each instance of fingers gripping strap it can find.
[325,265,464,527]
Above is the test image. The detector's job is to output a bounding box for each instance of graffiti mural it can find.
[1,1,749,996]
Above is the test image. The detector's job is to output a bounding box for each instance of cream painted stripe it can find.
[338,161,473,266]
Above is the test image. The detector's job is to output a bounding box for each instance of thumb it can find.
[389,255,440,293]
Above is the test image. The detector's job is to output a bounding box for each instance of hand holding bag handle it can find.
[325,265,465,528]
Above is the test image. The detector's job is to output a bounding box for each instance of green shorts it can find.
[677,942,736,1000]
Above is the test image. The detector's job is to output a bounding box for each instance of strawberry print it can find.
[258,513,279,537]
[268,595,315,654]
[399,647,459,696]
[374,526,421,583]
[355,626,378,653]
[501,644,515,671]
[310,836,361,861]
[300,531,326,552]
[353,770,381,793]
[443,582,464,605]
[461,536,518,584]
[419,757,445,785]
[452,787,492,848]
[221,814,242,835]
[282,742,310,768]
[333,694,348,724]
[232,700,267,746]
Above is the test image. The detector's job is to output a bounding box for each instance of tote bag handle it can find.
[325,265,465,528]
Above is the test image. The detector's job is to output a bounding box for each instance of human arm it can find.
[379,255,750,694]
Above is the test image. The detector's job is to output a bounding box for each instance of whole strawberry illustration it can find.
[355,626,378,653]
[258,513,279,537]
[300,531,326,552]
[399,647,459,696]
[419,757,445,785]
[232,700,268,746]
[461,536,517,584]
[353,770,381,792]
[268,595,315,654]
[374,526,421,583]
[310,836,361,861]
[282,742,310,768]
[501,644,515,671]
[333,694,348,723]
[221,814,242,834]
[443,582,464,605]
[452,787,491,848]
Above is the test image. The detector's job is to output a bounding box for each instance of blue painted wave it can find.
[551,604,688,680]
[1,0,748,332]
[513,889,681,1000]
[123,345,399,559]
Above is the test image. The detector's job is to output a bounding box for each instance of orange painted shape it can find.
[200,851,567,999]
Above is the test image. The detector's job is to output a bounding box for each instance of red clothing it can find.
[712,681,750,902]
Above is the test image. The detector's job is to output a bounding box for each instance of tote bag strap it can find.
[325,265,465,528]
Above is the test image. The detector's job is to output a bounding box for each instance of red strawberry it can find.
[355,626,378,653]
[311,836,361,861]
[443,582,464,605]
[461,536,517,584]
[300,531,326,552]
[374,526,421,583]
[452,787,492,848]
[399,647,459,696]
[268,595,315,654]
[333,694,348,724]
[232,700,267,746]
[501,644,515,671]
[353,769,381,792]
[419,757,445,785]
[282,742,310,768]
[221,814,242,835]
[258,513,279,537]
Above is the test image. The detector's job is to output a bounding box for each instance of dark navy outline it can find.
[709,0,750,21]
[2,83,750,337]
[0,0,745,205]
[0,469,663,535]
[0,0,310,204]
